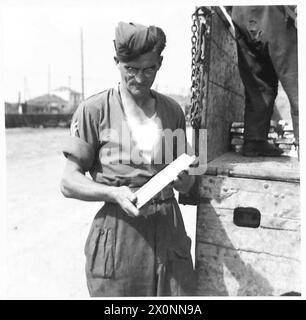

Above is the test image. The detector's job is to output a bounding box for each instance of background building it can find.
[4,87,81,114]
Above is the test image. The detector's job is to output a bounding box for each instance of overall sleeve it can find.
[63,102,100,171]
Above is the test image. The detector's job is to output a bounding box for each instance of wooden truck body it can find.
[185,6,301,296]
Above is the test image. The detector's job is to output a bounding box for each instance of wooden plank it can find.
[196,171,300,295]
[210,8,237,58]
[214,7,236,38]
[205,152,300,182]
[206,84,231,161]
[197,206,300,259]
[198,206,300,231]
[206,83,244,162]
[195,242,301,296]
[202,10,244,161]
[209,30,242,92]
[209,41,240,87]
[211,6,235,47]
[199,176,300,220]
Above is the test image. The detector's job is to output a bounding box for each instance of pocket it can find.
[84,223,97,257]
[169,235,192,260]
[88,228,115,278]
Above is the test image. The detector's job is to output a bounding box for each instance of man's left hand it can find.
[171,170,195,194]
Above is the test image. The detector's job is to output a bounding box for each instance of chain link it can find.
[189,7,212,129]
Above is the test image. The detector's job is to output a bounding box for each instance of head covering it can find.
[114,21,165,62]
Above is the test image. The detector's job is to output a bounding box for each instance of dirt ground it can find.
[5,127,196,299]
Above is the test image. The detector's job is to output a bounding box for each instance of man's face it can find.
[116,51,162,98]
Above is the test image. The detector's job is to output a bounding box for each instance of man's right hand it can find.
[110,186,139,217]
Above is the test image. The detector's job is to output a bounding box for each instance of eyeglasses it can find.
[123,65,158,78]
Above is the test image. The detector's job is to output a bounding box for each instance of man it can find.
[228,6,298,157]
[61,22,195,296]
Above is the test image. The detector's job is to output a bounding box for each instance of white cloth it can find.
[127,113,160,163]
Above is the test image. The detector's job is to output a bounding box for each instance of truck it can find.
[181,6,300,296]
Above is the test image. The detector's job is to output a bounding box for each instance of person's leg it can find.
[265,6,299,145]
[231,7,283,156]
[232,7,279,142]
[235,32,284,156]
[85,204,157,297]
[236,40,278,142]
[155,200,196,296]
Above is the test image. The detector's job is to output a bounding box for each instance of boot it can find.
[243,140,284,157]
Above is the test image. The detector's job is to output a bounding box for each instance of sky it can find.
[2,0,302,103]
[1,0,209,102]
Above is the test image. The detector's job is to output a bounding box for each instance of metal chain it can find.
[189,7,212,129]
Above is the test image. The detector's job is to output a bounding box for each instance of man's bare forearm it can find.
[61,163,140,217]
[61,169,116,202]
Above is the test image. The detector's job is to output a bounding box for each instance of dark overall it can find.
[63,88,195,296]
[231,6,298,143]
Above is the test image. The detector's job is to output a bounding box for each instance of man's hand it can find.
[171,170,195,194]
[110,186,140,217]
